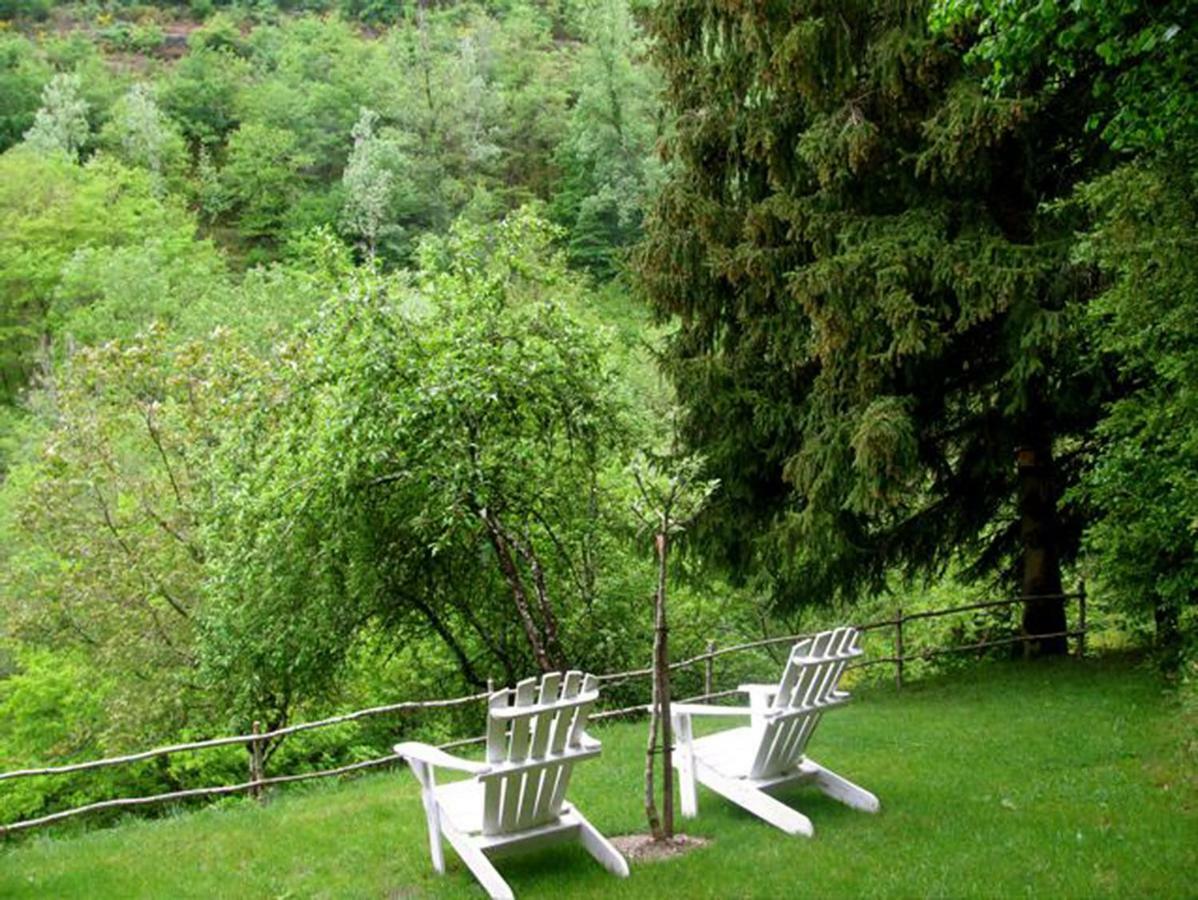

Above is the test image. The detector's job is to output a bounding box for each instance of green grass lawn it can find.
[2,656,1194,898]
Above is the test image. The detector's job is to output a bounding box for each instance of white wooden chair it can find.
[671,625,879,836]
[396,671,629,900]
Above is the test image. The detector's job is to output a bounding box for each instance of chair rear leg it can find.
[697,763,814,836]
[804,759,880,813]
[573,807,630,877]
[442,822,515,900]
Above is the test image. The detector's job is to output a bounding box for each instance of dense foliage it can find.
[636,0,1196,660]
[201,214,644,727]
[0,0,685,821]
[0,0,1193,830]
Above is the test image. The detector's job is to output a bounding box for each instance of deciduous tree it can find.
[23,71,89,160]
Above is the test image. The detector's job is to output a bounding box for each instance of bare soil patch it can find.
[611,833,710,863]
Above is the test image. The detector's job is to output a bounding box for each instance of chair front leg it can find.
[747,687,772,744]
[672,711,698,817]
[408,759,445,873]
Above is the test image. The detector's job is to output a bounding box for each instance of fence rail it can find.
[0,588,1086,837]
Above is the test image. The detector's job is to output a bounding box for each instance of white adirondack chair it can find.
[395,671,629,900]
[671,625,879,836]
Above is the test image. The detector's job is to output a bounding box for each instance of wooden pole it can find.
[655,528,675,840]
[894,608,904,690]
[250,721,264,802]
[704,639,715,697]
[1077,582,1087,659]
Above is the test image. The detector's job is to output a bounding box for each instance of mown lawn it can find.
[1,657,1194,898]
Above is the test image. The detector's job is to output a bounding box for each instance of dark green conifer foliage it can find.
[637,1,1110,649]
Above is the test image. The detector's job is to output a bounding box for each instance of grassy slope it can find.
[1,657,1193,898]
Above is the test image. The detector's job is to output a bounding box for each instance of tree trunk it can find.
[644,669,662,840]
[480,511,554,672]
[410,594,486,688]
[654,529,675,839]
[1016,443,1067,655]
[1153,595,1182,670]
[507,528,567,669]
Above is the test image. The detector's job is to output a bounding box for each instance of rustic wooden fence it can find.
[0,589,1086,837]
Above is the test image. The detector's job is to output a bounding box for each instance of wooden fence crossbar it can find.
[0,755,402,836]
[0,590,1088,836]
[0,692,489,782]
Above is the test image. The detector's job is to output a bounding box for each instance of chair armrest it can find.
[740,685,852,704]
[669,703,761,718]
[394,741,491,775]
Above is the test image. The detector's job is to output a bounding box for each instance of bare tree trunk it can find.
[480,511,554,672]
[506,527,567,669]
[409,594,486,688]
[654,528,675,839]
[644,660,662,840]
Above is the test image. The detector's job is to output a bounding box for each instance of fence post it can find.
[486,678,495,695]
[250,721,264,802]
[894,608,904,690]
[1077,582,1087,659]
[704,639,715,697]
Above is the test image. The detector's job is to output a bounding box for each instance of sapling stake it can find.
[631,452,718,841]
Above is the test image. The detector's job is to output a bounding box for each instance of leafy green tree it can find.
[0,647,110,822]
[931,0,1198,658]
[236,15,378,183]
[0,152,201,403]
[1074,167,1198,660]
[220,122,314,250]
[636,1,1111,650]
[553,0,661,276]
[340,107,401,260]
[0,33,51,152]
[51,238,227,346]
[0,327,273,747]
[368,7,545,248]
[160,46,247,148]
[487,3,572,205]
[201,211,632,725]
[98,84,188,194]
[22,71,90,160]
[931,0,1197,155]
[0,0,52,19]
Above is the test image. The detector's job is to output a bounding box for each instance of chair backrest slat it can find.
[550,671,583,755]
[750,626,861,779]
[507,678,538,762]
[567,673,599,746]
[481,670,600,835]
[513,674,561,828]
[486,689,511,764]
[483,689,511,833]
[528,673,561,759]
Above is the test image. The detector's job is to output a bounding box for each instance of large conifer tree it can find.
[637,1,1112,650]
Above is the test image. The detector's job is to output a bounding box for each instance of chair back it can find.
[481,671,599,835]
[749,626,861,779]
